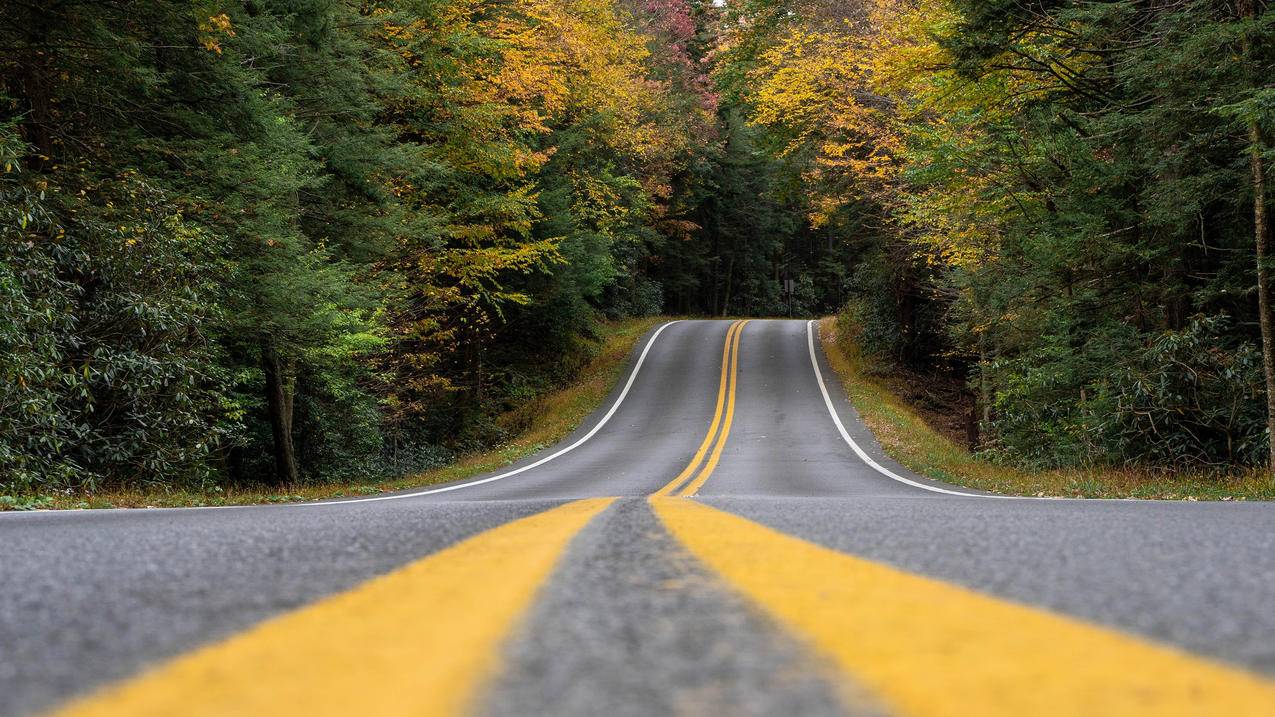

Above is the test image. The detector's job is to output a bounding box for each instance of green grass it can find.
[818,316,1275,501]
[3,316,667,511]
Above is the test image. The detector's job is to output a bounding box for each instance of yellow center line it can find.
[677,319,748,497]
[50,498,615,717]
[650,498,1275,716]
[653,320,742,497]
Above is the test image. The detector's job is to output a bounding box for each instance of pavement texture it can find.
[477,499,871,717]
[2,319,1274,716]
[0,501,559,716]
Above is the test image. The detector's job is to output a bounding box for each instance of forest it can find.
[2,0,1273,494]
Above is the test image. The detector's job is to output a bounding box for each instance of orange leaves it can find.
[375,0,669,178]
[204,13,233,33]
[744,20,904,225]
[416,239,565,319]
[197,13,234,55]
[733,0,1017,268]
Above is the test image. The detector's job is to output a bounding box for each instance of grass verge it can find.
[819,315,1275,501]
[3,316,667,511]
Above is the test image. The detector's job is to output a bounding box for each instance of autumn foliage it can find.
[2,0,1272,491]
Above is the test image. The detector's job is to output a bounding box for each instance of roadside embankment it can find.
[819,316,1275,501]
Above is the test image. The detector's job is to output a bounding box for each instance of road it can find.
[3,319,1275,716]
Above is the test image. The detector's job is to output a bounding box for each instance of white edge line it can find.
[804,320,1267,505]
[7,321,682,515]
[287,320,683,506]
[805,319,1002,499]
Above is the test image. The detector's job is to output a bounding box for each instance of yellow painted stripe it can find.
[653,320,742,496]
[651,498,1275,716]
[52,498,614,717]
[678,319,748,497]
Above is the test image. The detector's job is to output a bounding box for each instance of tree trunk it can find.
[262,342,299,485]
[1240,0,1275,474]
[978,333,992,439]
[18,48,54,170]
[1253,121,1275,473]
[721,255,735,317]
[966,398,980,451]
[710,235,720,315]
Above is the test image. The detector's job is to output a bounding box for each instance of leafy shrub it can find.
[845,251,948,369]
[0,155,82,488]
[1,127,233,493]
[987,316,1267,470]
[984,345,1098,469]
[294,342,389,483]
[1091,316,1267,468]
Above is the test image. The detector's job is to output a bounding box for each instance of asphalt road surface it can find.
[4,319,1275,716]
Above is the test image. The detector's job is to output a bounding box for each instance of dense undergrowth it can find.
[0,318,662,510]
[822,315,1275,501]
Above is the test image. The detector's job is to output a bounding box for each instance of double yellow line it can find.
[654,320,749,497]
[53,498,616,717]
[653,499,1275,716]
[52,320,752,717]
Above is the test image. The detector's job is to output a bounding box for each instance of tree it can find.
[1235,0,1275,473]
